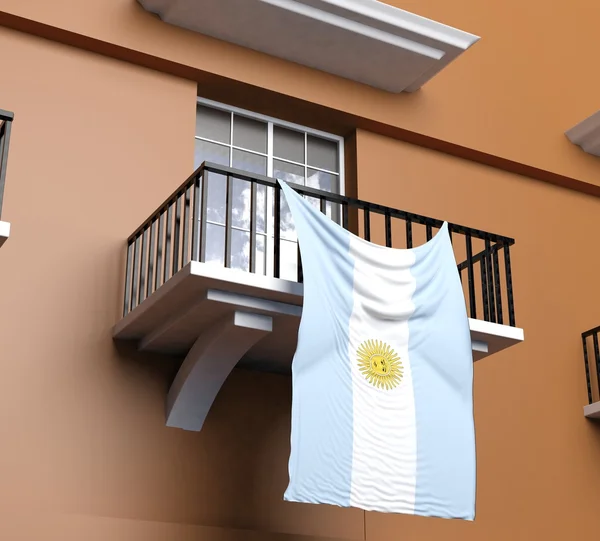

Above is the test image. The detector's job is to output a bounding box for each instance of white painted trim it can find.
[141,0,480,92]
[187,260,304,298]
[0,221,10,248]
[206,288,303,317]
[468,318,524,343]
[565,110,600,157]
[114,261,524,365]
[471,340,488,354]
[584,401,600,419]
[293,0,479,50]
[165,310,273,431]
[264,0,442,59]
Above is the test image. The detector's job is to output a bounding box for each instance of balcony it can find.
[582,327,600,418]
[0,110,14,247]
[113,162,525,431]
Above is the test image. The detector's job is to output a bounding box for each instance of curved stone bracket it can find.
[166,310,273,431]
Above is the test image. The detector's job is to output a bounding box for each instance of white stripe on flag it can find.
[348,236,418,513]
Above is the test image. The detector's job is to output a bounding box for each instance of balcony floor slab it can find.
[0,221,10,247]
[584,401,600,419]
[114,261,524,374]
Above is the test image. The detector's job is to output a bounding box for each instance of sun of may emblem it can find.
[357,339,403,390]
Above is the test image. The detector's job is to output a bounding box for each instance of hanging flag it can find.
[278,180,476,520]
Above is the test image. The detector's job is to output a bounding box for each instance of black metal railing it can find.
[582,327,600,405]
[0,109,14,218]
[123,161,517,327]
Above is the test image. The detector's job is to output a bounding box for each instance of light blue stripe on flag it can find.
[410,234,476,519]
[282,180,356,507]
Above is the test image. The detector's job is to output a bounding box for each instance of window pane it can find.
[205,223,224,266]
[326,200,341,223]
[256,185,266,235]
[274,160,305,186]
[206,172,227,225]
[279,239,299,282]
[274,126,305,163]
[229,231,266,274]
[232,149,267,175]
[196,105,230,144]
[194,139,229,169]
[307,135,338,172]
[230,178,251,230]
[306,170,341,222]
[233,115,267,153]
[278,191,297,242]
[231,229,250,272]
[307,169,339,192]
[255,234,266,275]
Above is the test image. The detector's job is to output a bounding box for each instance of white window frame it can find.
[196,97,346,278]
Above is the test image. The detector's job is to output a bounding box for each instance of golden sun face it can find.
[357,339,403,390]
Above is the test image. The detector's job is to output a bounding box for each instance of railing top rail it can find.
[0,110,14,122]
[127,161,516,246]
[583,326,600,339]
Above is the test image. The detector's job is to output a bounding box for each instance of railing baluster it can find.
[199,171,209,262]
[181,186,191,266]
[123,241,133,316]
[0,116,13,218]
[594,333,600,404]
[385,212,392,248]
[465,233,477,319]
[583,335,593,405]
[297,245,303,283]
[320,197,327,215]
[342,201,349,231]
[138,228,149,305]
[480,250,490,322]
[342,201,349,230]
[503,242,515,326]
[191,172,201,262]
[131,234,140,311]
[426,223,433,241]
[363,207,371,242]
[146,220,156,299]
[164,203,173,281]
[155,209,165,290]
[406,220,413,249]
[224,175,233,268]
[172,195,182,276]
[249,181,257,273]
[485,239,495,323]
[492,243,503,324]
[274,183,281,279]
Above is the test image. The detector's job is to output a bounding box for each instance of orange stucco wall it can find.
[355,130,600,539]
[0,24,363,541]
[0,0,599,190]
[1,1,600,540]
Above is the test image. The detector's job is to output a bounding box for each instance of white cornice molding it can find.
[565,110,600,157]
[138,0,480,93]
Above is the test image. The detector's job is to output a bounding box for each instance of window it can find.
[195,98,345,281]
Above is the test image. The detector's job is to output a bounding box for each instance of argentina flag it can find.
[278,180,476,520]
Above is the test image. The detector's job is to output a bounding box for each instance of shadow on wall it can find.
[113,338,310,535]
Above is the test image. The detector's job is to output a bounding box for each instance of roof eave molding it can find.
[566,111,600,157]
[138,0,480,93]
